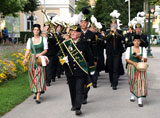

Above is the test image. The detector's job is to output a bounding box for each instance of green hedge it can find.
[19,32,32,43]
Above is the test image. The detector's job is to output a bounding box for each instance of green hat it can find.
[110,18,117,24]
[135,23,142,28]
[70,25,81,32]
[81,14,89,22]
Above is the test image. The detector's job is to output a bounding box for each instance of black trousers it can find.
[67,76,85,110]
[56,62,64,77]
[107,54,121,87]
[46,56,58,83]
[90,69,99,84]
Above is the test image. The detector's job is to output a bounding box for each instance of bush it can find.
[19,31,32,43]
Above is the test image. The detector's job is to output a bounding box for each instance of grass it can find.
[151,44,160,47]
[0,72,31,117]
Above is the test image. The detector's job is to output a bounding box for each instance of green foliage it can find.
[93,0,144,28]
[75,0,90,14]
[0,73,31,116]
[20,31,32,43]
[149,0,160,4]
[0,0,40,16]
[0,0,28,16]
[23,0,40,13]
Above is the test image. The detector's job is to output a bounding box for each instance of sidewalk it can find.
[1,47,160,118]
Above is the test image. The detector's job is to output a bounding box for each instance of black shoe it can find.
[33,96,36,99]
[52,79,55,82]
[110,84,112,87]
[57,75,61,78]
[71,107,76,111]
[35,100,41,104]
[130,99,135,102]
[138,104,143,107]
[93,84,97,88]
[82,99,87,104]
[46,83,50,86]
[112,86,117,90]
[75,110,82,115]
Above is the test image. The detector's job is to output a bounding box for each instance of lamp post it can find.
[147,1,153,57]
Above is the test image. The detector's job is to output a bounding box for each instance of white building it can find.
[20,0,75,32]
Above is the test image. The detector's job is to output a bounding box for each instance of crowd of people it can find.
[23,8,149,116]
[0,27,17,44]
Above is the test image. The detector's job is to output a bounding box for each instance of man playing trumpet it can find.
[104,18,125,90]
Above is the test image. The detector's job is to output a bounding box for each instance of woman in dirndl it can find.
[125,35,148,107]
[23,24,48,104]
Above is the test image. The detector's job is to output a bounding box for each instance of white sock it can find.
[130,94,135,100]
[138,97,143,104]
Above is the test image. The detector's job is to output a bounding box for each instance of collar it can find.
[81,29,88,34]
[73,38,80,44]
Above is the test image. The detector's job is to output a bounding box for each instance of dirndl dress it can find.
[27,37,47,93]
[126,47,148,98]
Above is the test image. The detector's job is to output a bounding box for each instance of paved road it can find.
[2,47,160,118]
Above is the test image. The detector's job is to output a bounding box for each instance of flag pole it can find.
[128,0,130,23]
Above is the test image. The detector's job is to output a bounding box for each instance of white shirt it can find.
[26,36,48,50]
[125,46,147,59]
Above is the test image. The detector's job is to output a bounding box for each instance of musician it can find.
[80,15,98,104]
[104,19,125,90]
[58,25,95,115]
[44,22,60,86]
[125,25,134,48]
[126,23,148,48]
[89,24,105,86]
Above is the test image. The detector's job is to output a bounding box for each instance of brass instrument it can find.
[110,30,115,36]
[41,8,73,74]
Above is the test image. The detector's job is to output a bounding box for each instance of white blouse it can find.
[26,37,48,50]
[125,46,147,59]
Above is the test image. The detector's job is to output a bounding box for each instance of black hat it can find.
[82,7,90,15]
[81,7,90,22]
[133,35,141,40]
[135,23,142,28]
[70,25,81,32]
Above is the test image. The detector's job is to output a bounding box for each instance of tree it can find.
[93,0,144,28]
[0,0,28,16]
[149,0,160,4]
[75,0,90,14]
[0,0,40,16]
[23,0,40,13]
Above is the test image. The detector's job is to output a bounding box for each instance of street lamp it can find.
[147,1,153,57]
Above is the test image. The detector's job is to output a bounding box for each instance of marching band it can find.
[23,7,149,116]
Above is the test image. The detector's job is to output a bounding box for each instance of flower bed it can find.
[0,46,30,84]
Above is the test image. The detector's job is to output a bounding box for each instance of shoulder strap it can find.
[129,47,132,58]
[30,38,36,54]
[141,47,143,56]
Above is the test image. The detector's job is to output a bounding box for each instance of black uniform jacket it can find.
[80,30,98,62]
[46,32,64,56]
[59,38,95,77]
[104,29,125,54]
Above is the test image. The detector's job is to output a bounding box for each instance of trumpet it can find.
[110,30,116,36]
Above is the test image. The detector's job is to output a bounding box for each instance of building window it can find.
[27,20,31,30]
